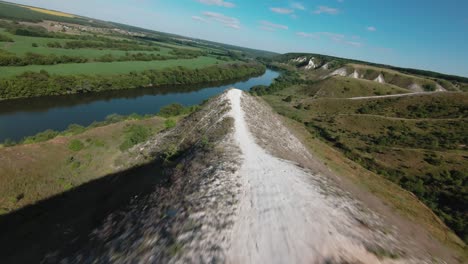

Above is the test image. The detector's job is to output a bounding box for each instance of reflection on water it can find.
[0,70,279,141]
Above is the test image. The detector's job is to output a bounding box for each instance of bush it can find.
[283,96,292,102]
[0,33,14,42]
[1,138,16,147]
[165,119,176,129]
[159,103,186,117]
[119,125,152,151]
[22,129,59,144]
[68,139,85,152]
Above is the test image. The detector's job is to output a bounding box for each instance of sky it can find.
[7,0,468,77]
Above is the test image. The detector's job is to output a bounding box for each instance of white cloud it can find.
[260,26,275,32]
[260,20,288,30]
[192,16,208,22]
[270,7,294,14]
[202,11,240,29]
[196,0,235,8]
[313,6,339,15]
[296,32,319,39]
[345,41,362,47]
[337,0,344,3]
[367,26,377,32]
[320,32,345,41]
[291,2,305,10]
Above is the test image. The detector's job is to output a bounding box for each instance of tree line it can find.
[0,50,87,66]
[0,63,266,99]
[0,33,13,42]
[0,49,211,66]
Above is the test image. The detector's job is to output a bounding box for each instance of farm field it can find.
[0,56,224,77]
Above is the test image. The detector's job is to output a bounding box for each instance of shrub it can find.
[68,139,85,152]
[159,103,185,117]
[1,138,16,147]
[119,125,152,151]
[0,33,13,42]
[22,129,59,144]
[165,119,176,129]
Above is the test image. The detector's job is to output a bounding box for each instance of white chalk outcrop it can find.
[320,62,330,70]
[349,70,360,79]
[374,73,385,84]
[305,58,320,70]
[291,57,307,63]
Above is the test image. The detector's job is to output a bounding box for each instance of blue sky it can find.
[8,0,468,77]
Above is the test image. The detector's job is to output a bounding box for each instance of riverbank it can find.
[0,69,279,142]
[0,62,266,100]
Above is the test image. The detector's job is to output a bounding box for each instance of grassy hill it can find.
[275,52,468,85]
[298,76,411,99]
[257,66,468,252]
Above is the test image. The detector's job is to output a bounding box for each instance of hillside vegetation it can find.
[300,76,411,99]
[0,102,198,214]
[255,60,468,249]
[275,52,468,88]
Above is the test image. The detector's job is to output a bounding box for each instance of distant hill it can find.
[275,53,468,89]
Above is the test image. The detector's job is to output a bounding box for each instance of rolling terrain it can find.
[1,90,462,263]
[254,55,467,259]
[0,1,467,263]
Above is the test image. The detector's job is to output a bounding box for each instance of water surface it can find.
[0,70,279,141]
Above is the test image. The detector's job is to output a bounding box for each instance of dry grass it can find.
[22,6,75,18]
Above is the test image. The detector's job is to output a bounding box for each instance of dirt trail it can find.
[348,91,440,100]
[224,89,414,263]
[38,89,448,263]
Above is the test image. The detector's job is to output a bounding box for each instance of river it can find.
[0,69,279,142]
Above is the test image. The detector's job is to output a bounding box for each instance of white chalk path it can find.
[225,89,399,264]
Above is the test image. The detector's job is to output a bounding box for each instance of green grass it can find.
[68,139,84,151]
[0,56,223,77]
[164,119,176,129]
[119,124,153,151]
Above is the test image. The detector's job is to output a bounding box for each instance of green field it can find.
[0,29,172,56]
[0,56,224,77]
